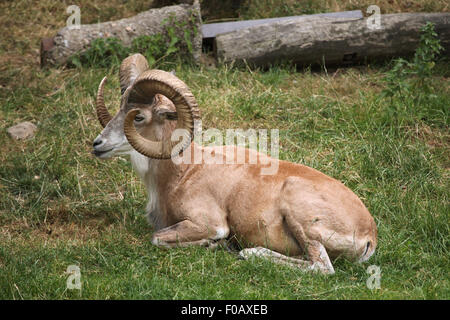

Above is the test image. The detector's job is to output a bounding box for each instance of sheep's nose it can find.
[93,138,104,148]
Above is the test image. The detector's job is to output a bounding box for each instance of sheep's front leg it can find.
[151,220,223,248]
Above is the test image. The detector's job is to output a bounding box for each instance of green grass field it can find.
[0,1,449,299]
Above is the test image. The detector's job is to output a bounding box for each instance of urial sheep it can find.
[92,54,377,274]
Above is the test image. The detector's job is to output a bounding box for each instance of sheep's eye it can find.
[134,115,145,122]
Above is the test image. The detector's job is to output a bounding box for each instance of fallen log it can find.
[215,13,450,67]
[40,2,202,67]
[201,10,363,39]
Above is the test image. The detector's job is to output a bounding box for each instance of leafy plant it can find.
[379,22,446,126]
[69,12,198,69]
[382,22,443,99]
[130,34,167,67]
[70,37,129,68]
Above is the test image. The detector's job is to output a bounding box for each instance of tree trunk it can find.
[215,13,450,67]
[40,2,202,67]
[202,10,363,39]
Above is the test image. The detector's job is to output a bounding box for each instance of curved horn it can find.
[123,70,200,159]
[96,54,149,128]
[96,76,112,128]
[119,54,149,94]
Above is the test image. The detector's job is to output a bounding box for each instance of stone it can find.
[7,121,37,140]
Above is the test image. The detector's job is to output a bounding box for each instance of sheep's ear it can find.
[156,107,177,120]
[154,93,177,120]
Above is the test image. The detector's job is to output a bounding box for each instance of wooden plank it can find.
[201,10,363,39]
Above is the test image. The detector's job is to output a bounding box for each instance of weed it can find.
[69,12,198,69]
[383,22,443,98]
[381,22,446,127]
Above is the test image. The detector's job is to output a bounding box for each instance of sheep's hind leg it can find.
[239,245,334,275]
[154,238,227,249]
[239,247,311,269]
[305,240,335,274]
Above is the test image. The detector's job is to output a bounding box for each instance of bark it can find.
[40,2,202,67]
[215,13,450,67]
[202,10,363,39]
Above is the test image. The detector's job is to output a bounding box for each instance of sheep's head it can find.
[92,54,199,160]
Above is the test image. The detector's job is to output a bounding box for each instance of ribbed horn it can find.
[123,70,200,159]
[119,54,149,95]
[96,76,112,128]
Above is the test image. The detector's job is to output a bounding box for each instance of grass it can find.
[0,1,449,299]
[203,0,449,21]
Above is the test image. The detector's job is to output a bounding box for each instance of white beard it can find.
[130,151,162,229]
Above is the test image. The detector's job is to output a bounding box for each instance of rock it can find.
[7,121,38,140]
[199,53,217,69]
